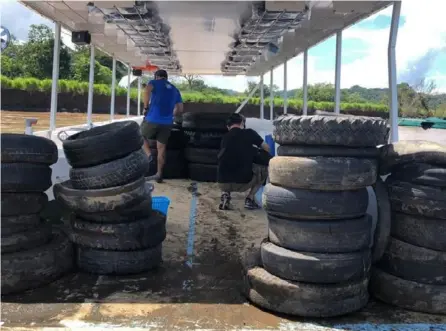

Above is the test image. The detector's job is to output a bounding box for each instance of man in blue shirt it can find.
[141,69,184,183]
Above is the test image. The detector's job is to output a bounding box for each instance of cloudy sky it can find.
[1,0,446,92]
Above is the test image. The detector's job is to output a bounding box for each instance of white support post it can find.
[303,50,308,115]
[388,1,401,142]
[137,77,142,116]
[283,60,288,114]
[270,69,274,121]
[334,31,342,114]
[126,64,131,117]
[110,57,116,121]
[260,75,264,119]
[86,45,95,128]
[49,22,61,132]
[235,81,260,113]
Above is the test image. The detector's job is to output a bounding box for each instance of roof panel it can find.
[19,0,392,75]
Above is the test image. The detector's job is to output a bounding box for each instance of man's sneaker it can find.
[219,193,231,210]
[146,173,164,183]
[245,197,260,210]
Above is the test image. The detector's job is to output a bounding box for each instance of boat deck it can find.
[2,180,445,331]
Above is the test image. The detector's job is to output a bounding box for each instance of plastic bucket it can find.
[265,134,275,156]
[152,196,171,215]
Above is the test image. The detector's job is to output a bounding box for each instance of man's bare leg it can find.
[142,138,152,160]
[156,141,167,180]
[146,140,166,183]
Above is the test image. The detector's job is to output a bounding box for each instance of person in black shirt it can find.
[218,113,271,210]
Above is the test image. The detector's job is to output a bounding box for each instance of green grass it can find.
[1,75,389,113]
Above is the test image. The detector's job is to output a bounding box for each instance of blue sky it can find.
[1,0,446,92]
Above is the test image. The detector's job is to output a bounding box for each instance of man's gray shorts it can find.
[219,163,268,192]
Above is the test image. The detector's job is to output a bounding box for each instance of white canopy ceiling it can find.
[19,0,392,76]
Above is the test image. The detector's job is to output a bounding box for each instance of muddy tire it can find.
[1,163,52,193]
[76,244,162,275]
[70,211,166,250]
[277,145,379,158]
[370,267,446,315]
[379,141,446,175]
[1,193,48,217]
[63,121,143,168]
[391,212,446,252]
[261,241,371,283]
[69,149,149,190]
[371,177,392,263]
[268,214,372,253]
[186,132,223,149]
[389,163,446,188]
[1,225,52,254]
[146,149,187,179]
[1,133,58,165]
[244,266,369,317]
[1,231,74,295]
[269,156,377,191]
[185,147,219,165]
[1,214,42,236]
[76,197,152,223]
[386,179,446,220]
[273,114,389,147]
[54,177,148,213]
[188,163,218,182]
[378,237,446,285]
[263,184,369,220]
[182,112,229,132]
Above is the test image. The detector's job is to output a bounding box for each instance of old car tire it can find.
[70,149,149,190]
[1,231,74,295]
[263,183,369,220]
[273,114,389,147]
[260,241,371,283]
[1,134,58,165]
[269,156,377,191]
[63,121,143,168]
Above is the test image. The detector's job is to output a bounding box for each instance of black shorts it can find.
[140,121,172,145]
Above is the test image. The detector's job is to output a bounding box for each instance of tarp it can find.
[399,117,446,129]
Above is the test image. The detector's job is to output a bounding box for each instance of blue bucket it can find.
[265,134,275,156]
[152,196,171,215]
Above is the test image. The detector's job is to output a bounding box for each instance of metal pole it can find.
[303,50,308,115]
[86,45,95,128]
[260,75,264,119]
[388,1,401,142]
[110,56,116,121]
[270,69,274,121]
[126,64,131,117]
[49,22,61,131]
[137,77,141,116]
[334,31,342,114]
[283,60,288,114]
[235,81,260,113]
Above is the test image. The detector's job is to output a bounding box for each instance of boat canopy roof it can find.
[19,0,391,76]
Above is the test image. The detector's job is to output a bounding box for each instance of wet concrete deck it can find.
[2,180,446,330]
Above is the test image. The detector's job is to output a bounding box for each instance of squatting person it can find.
[141,69,184,183]
[217,113,272,210]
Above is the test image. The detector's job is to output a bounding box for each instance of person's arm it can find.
[173,90,184,116]
[248,129,270,152]
[143,81,154,109]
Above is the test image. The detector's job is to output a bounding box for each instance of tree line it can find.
[1,24,445,118]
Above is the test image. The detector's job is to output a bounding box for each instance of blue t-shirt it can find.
[145,79,182,125]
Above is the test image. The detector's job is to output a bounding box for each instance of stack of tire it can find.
[242,114,391,317]
[1,134,74,295]
[55,121,166,275]
[146,125,189,179]
[370,140,446,315]
[182,112,229,182]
